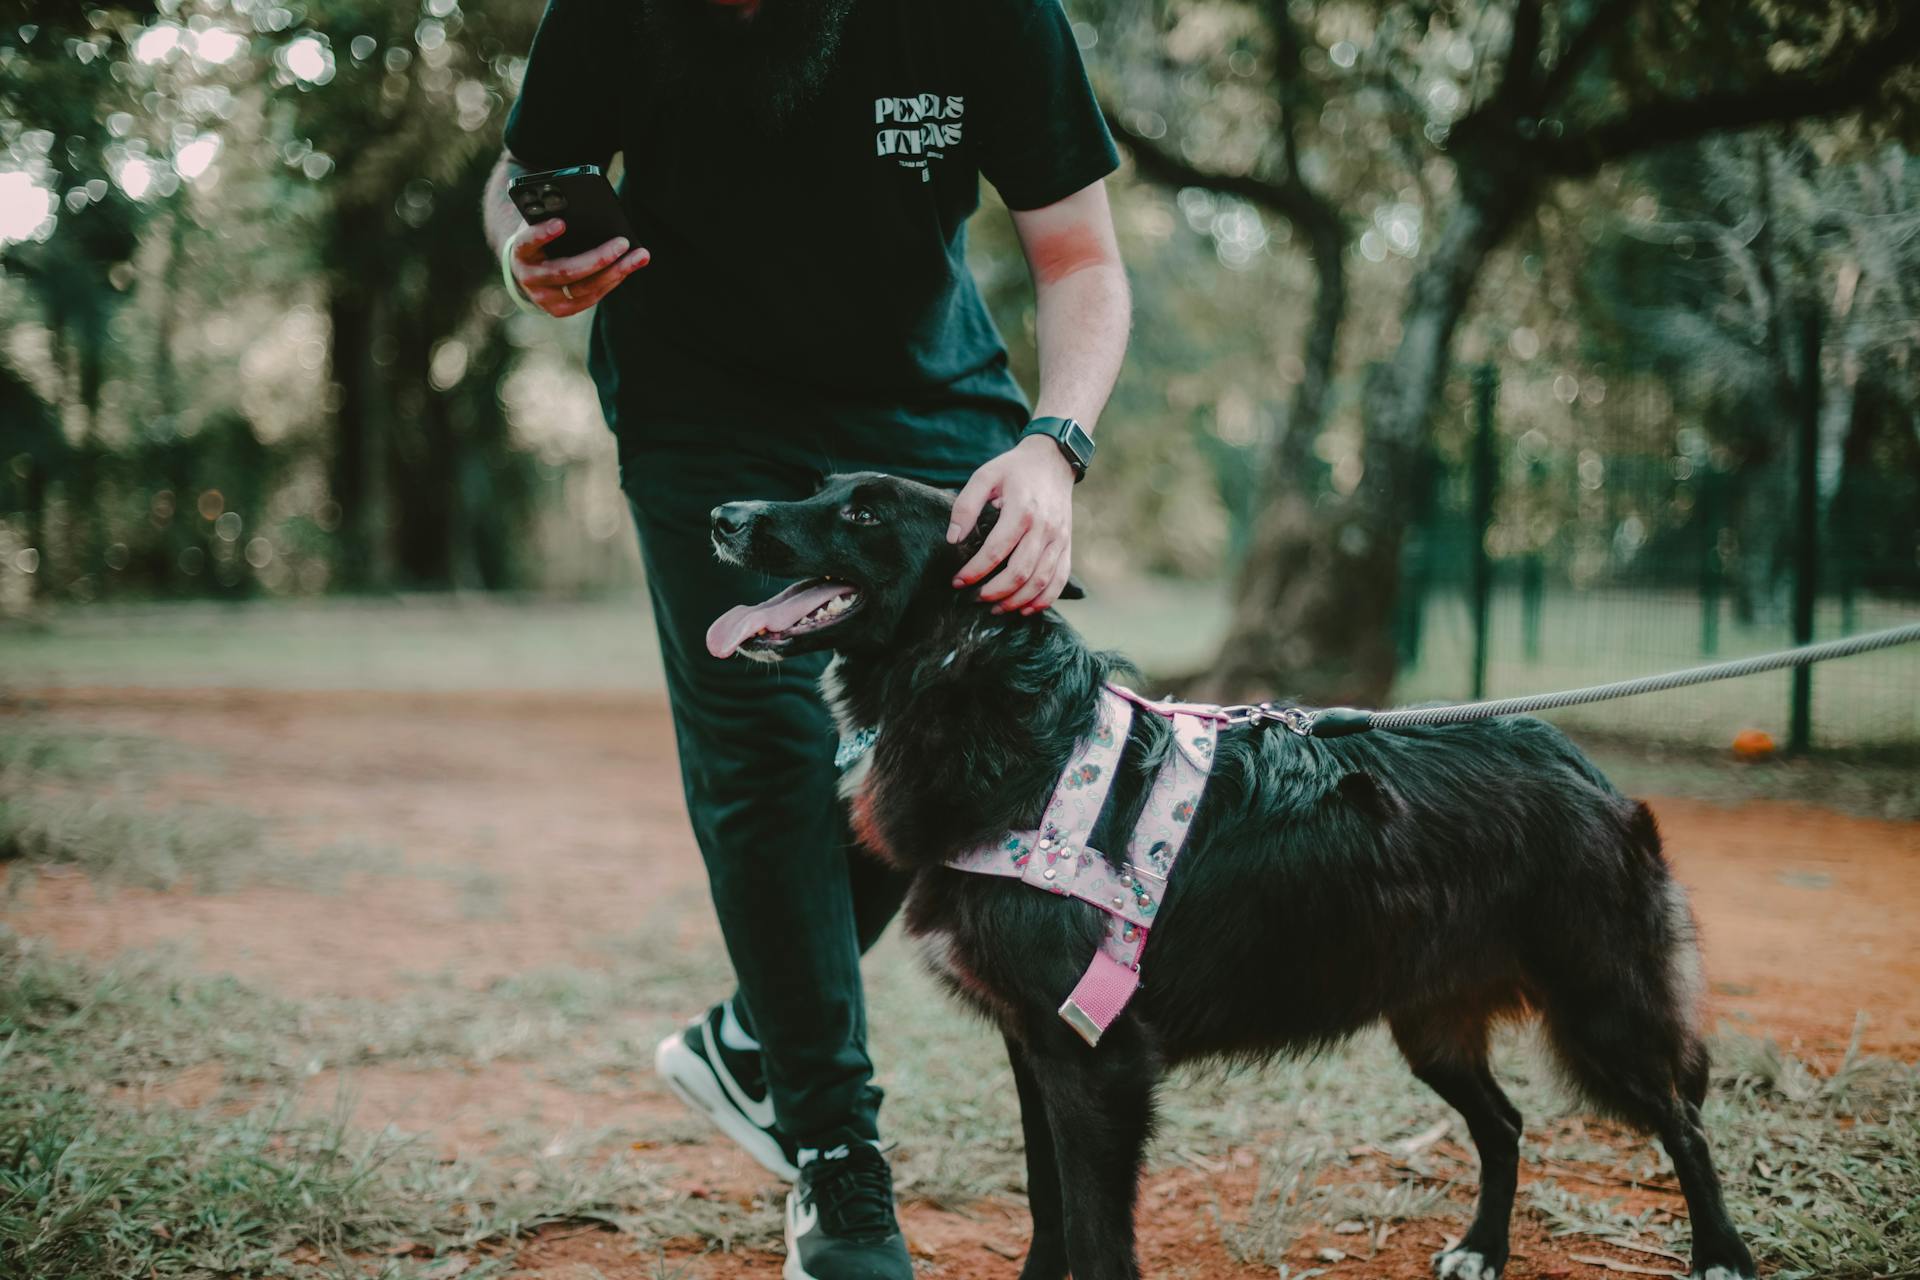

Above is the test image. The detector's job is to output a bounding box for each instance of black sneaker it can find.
[654,1002,799,1180]
[785,1139,911,1280]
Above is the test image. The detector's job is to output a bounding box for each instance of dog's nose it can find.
[711,502,761,538]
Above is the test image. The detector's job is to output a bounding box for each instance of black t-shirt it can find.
[504,0,1118,481]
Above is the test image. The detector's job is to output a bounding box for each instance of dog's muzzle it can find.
[709,500,769,565]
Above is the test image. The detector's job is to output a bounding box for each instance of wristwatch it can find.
[1020,416,1095,483]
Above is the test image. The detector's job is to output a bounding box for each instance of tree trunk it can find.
[327,283,396,590]
[1183,202,1347,699]
[1195,179,1529,706]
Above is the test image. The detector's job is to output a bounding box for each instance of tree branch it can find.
[1450,0,1545,150]
[1102,104,1332,234]
[1533,0,1639,110]
[1548,8,1920,178]
[1492,0,1545,112]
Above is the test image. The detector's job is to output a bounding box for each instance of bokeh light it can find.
[174,134,222,180]
[131,23,182,64]
[0,172,55,244]
[194,26,247,64]
[114,156,157,199]
[282,35,334,84]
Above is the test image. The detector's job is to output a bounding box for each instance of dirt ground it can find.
[7,687,1918,1280]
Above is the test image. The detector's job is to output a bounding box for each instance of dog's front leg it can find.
[1028,1025,1157,1280]
[1006,1034,1068,1280]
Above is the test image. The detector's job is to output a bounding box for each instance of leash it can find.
[1212,621,1920,738]
[838,622,1920,768]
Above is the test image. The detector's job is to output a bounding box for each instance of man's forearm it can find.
[1029,260,1130,432]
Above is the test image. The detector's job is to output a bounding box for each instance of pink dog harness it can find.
[945,683,1220,1047]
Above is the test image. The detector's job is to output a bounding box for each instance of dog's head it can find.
[704,471,1080,662]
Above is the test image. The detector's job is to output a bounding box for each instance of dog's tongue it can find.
[706,580,852,659]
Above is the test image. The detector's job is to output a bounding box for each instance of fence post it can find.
[1789,311,1819,754]
[1521,457,1545,662]
[1698,469,1721,656]
[1470,362,1499,701]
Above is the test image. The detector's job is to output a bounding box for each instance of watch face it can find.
[1065,421,1094,465]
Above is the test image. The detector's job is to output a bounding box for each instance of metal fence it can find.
[1392,366,1920,749]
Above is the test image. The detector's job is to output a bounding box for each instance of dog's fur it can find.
[708,473,1757,1280]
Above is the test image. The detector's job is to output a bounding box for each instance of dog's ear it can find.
[949,504,1088,600]
[949,500,1001,564]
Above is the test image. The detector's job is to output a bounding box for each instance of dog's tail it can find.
[1539,801,1713,1127]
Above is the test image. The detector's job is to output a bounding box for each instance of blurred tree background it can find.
[2,0,1916,711]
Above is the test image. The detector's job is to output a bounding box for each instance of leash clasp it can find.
[1216,702,1318,735]
[1262,705,1319,736]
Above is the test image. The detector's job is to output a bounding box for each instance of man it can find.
[481,1,1128,1275]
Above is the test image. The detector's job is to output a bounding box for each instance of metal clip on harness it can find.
[1217,703,1375,737]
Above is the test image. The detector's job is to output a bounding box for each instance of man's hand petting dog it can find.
[948,433,1078,615]
[508,218,650,318]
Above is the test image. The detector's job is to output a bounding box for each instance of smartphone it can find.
[508,165,635,260]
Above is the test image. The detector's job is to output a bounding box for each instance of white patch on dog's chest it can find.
[819,657,875,801]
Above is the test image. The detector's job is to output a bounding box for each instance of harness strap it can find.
[1060,707,1214,1044]
[946,686,1133,885]
[947,685,1218,1048]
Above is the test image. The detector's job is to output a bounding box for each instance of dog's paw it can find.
[1690,1269,1756,1280]
[1431,1248,1501,1280]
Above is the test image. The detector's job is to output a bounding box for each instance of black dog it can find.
[705,473,1757,1280]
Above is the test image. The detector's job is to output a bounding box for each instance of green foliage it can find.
[0,0,550,602]
[2,0,1917,628]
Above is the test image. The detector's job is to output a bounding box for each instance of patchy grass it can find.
[1225,1143,1452,1271]
[0,719,472,897]
[1209,1023,1920,1280]
[1706,1026,1920,1279]
[1586,734,1920,822]
[0,721,180,781]
[1,699,1914,1278]
[5,914,1918,1279]
[0,788,276,893]
[0,718,287,894]
[0,933,770,1280]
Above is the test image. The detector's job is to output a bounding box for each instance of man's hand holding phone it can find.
[507,219,649,318]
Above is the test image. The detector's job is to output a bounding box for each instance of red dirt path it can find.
[5,688,1916,1280]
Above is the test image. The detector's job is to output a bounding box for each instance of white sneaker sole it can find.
[654,1030,799,1181]
[783,1191,813,1280]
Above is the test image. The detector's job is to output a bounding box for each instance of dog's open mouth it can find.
[706,578,862,659]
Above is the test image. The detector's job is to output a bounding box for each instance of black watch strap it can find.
[1020,416,1095,482]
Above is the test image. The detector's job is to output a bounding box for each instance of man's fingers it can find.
[519,236,633,288]
[520,235,632,287]
[524,286,576,318]
[1010,543,1065,613]
[977,521,1045,602]
[513,219,567,262]
[955,506,1030,587]
[946,470,999,545]
[1000,540,1062,613]
[564,248,650,308]
[527,284,593,319]
[1026,548,1071,613]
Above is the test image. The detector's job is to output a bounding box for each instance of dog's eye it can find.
[841,505,880,526]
